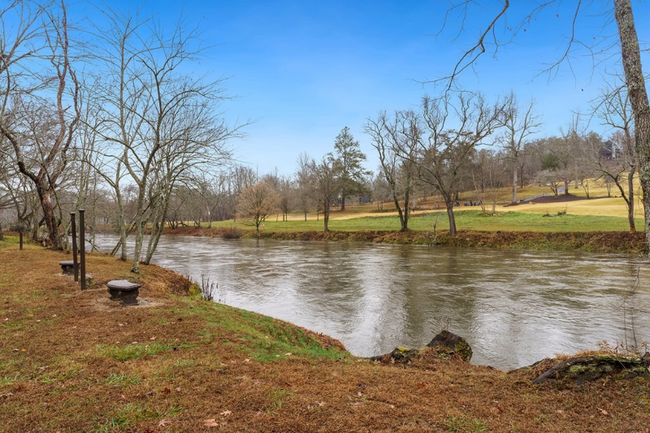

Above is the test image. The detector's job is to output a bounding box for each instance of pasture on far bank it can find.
[169,183,645,238]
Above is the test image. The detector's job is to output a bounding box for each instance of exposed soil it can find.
[1,240,650,432]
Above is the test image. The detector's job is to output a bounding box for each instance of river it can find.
[95,235,649,370]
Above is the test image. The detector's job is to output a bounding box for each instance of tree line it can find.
[234,88,636,236]
[0,1,242,272]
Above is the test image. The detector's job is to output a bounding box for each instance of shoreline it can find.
[161,226,648,254]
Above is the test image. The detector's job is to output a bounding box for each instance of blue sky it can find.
[76,0,650,176]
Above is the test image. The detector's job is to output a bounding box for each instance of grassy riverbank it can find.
[165,224,647,254]
[160,190,648,253]
[1,237,649,432]
[192,209,644,234]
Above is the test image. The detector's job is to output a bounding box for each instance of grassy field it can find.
[1,237,649,432]
[204,209,642,234]
[228,208,643,232]
[195,180,644,235]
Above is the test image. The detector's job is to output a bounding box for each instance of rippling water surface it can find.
[95,235,650,370]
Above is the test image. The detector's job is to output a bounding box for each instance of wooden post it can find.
[71,212,79,282]
[79,209,86,290]
[19,229,23,250]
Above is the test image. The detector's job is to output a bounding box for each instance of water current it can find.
[95,235,650,370]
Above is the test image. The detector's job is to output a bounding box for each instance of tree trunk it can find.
[131,186,148,273]
[340,195,346,211]
[323,199,330,232]
[402,188,410,232]
[145,193,170,265]
[393,193,405,231]
[38,187,61,249]
[445,200,457,235]
[30,214,39,242]
[512,164,518,204]
[628,166,636,233]
[118,221,128,261]
[131,220,146,273]
[615,0,650,248]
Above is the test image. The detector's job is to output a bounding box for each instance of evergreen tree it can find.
[333,127,368,211]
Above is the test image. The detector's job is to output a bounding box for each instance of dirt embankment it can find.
[163,225,648,254]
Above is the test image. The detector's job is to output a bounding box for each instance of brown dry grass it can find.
[1,239,649,432]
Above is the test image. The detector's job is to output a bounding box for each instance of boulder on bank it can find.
[529,352,650,384]
[426,330,473,362]
[369,330,472,365]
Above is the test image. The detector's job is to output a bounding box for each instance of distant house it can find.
[599,140,617,160]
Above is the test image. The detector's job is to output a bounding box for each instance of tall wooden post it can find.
[70,212,79,282]
[79,209,86,290]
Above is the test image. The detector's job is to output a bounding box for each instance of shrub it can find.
[221,227,242,239]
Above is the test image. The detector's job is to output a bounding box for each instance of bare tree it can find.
[0,151,41,239]
[236,182,279,236]
[0,0,80,249]
[370,171,391,211]
[231,164,258,221]
[295,153,315,221]
[311,155,337,232]
[211,171,237,222]
[86,8,237,272]
[437,0,650,246]
[142,98,234,266]
[365,110,419,231]
[558,125,581,196]
[497,92,541,204]
[413,93,503,234]
[470,148,507,214]
[534,169,563,197]
[615,0,650,242]
[593,81,638,232]
[276,175,294,222]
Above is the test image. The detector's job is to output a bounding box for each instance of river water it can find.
[95,235,650,370]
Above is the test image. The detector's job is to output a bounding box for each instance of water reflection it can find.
[94,235,650,370]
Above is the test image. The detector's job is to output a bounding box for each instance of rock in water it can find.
[426,330,473,362]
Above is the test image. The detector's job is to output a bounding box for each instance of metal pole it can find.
[79,209,86,290]
[71,212,78,282]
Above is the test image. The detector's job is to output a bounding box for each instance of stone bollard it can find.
[59,260,74,275]
[107,280,142,306]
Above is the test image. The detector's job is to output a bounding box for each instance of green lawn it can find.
[204,210,641,233]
